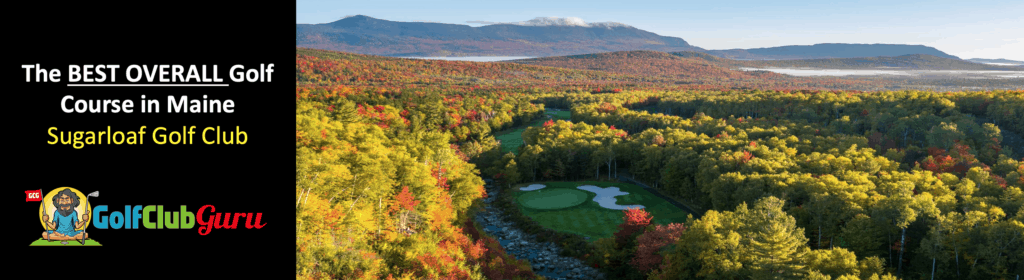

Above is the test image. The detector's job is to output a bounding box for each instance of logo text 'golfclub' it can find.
[93,204,266,235]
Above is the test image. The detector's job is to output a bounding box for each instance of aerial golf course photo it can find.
[292,12,1024,277]
[513,181,692,239]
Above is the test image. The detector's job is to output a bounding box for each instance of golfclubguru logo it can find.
[34,187,98,246]
[31,187,266,247]
[93,204,267,235]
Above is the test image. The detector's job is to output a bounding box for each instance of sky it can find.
[297,0,1024,60]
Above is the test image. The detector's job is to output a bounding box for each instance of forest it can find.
[295,48,1023,280]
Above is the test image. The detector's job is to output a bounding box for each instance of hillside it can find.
[670,51,726,63]
[704,43,960,60]
[295,48,644,89]
[514,50,773,79]
[297,15,703,57]
[297,49,1020,98]
[298,48,887,92]
[511,50,880,90]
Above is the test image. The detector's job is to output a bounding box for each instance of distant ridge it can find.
[512,50,785,80]
[296,15,703,57]
[704,43,960,60]
[671,51,725,62]
[716,54,1021,70]
[966,58,1024,65]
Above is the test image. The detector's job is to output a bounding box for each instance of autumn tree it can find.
[631,223,686,273]
[616,207,654,248]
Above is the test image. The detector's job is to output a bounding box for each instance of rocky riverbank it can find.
[476,183,604,280]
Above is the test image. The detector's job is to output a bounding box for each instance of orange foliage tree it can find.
[631,223,687,272]
[615,207,654,247]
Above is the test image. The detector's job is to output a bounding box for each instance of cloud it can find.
[467,20,501,25]
[465,17,631,28]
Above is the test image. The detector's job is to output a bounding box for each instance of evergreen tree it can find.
[746,196,810,280]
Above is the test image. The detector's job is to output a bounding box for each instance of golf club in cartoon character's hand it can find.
[41,188,91,244]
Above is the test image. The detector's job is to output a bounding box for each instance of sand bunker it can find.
[520,184,547,191]
[576,185,645,210]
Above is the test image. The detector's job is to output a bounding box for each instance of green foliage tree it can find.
[804,248,861,278]
[745,196,810,280]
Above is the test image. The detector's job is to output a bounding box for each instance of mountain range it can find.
[297,16,1009,63]
[966,58,1024,65]
[297,15,702,57]
[686,52,1020,70]
[704,43,959,60]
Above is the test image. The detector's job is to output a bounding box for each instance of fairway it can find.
[495,109,571,154]
[546,109,570,120]
[518,188,589,210]
[514,181,693,240]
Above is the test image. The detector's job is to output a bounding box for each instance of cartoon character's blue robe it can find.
[49,210,82,236]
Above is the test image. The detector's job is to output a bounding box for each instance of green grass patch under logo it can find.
[29,238,102,246]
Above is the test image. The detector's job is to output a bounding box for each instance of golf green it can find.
[514,181,694,240]
[29,238,102,246]
[517,189,589,210]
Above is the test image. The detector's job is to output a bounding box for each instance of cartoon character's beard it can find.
[57,203,75,217]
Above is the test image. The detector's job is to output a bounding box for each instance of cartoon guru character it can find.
[41,188,89,241]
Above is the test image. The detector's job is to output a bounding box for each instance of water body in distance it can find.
[403,56,534,62]
[979,62,1024,66]
[739,67,913,76]
[739,67,1024,79]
